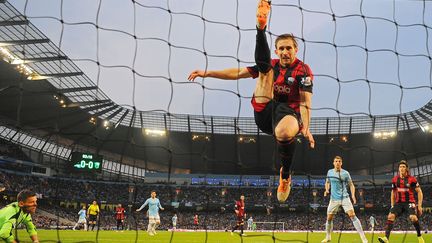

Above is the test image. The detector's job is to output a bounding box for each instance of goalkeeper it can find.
[0,189,39,243]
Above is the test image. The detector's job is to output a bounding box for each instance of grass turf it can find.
[16,230,430,243]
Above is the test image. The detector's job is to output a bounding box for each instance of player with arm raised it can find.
[378,160,424,243]
[322,156,368,243]
[188,0,315,203]
[0,189,39,243]
[136,190,164,236]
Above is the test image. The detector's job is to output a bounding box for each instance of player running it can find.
[231,195,246,236]
[73,205,87,231]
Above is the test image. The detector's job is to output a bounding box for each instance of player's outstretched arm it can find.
[136,199,149,212]
[390,190,395,207]
[188,67,252,81]
[324,178,330,197]
[416,186,423,216]
[349,180,357,204]
[299,91,315,148]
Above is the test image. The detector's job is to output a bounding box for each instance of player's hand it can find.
[188,70,206,81]
[135,209,140,212]
[301,129,315,149]
[351,196,357,205]
[417,206,423,216]
[160,207,165,211]
[324,190,329,197]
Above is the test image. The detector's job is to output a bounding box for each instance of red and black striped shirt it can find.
[247,58,314,114]
[235,200,245,217]
[391,175,419,203]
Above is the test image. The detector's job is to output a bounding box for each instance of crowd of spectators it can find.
[0,169,431,232]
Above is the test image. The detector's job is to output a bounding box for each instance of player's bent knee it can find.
[409,215,418,222]
[388,214,396,221]
[274,122,298,140]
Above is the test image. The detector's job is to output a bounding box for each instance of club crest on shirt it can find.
[301,76,312,86]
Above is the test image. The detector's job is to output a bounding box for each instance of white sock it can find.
[147,223,153,232]
[325,220,333,239]
[351,217,366,240]
[73,223,78,230]
[84,223,87,231]
[153,223,159,232]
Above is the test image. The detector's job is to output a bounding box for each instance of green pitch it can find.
[16,230,430,242]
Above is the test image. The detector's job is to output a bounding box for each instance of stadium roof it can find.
[0,1,431,175]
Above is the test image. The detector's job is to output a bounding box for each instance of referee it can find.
[87,200,100,231]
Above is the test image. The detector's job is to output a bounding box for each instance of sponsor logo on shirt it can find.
[274,84,290,94]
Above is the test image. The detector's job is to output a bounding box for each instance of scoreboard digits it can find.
[70,152,103,172]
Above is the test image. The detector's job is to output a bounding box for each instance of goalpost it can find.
[253,221,286,232]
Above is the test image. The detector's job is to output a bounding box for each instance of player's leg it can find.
[73,221,79,230]
[83,220,87,231]
[256,0,270,30]
[240,219,245,235]
[408,207,424,243]
[322,214,334,243]
[232,223,239,232]
[342,198,367,242]
[322,200,339,242]
[253,0,273,105]
[147,216,155,236]
[346,211,367,242]
[378,210,397,243]
[274,113,299,202]
[153,216,161,234]
[91,220,96,231]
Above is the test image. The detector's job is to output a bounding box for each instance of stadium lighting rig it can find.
[373,131,397,140]
[192,134,210,141]
[144,128,166,137]
[53,94,67,108]
[0,47,40,79]
[420,125,432,133]
[328,136,349,143]
[88,116,111,130]
[103,120,111,130]
[238,136,256,143]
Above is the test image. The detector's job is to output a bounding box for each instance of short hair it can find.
[334,156,343,161]
[275,33,298,49]
[17,189,36,202]
[151,190,156,193]
[399,160,409,168]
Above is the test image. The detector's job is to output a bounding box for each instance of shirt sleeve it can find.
[0,220,14,243]
[137,199,149,211]
[246,65,259,79]
[23,214,37,237]
[346,171,353,183]
[391,176,397,189]
[298,63,313,93]
[410,176,419,188]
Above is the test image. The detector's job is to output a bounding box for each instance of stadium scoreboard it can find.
[70,152,103,172]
